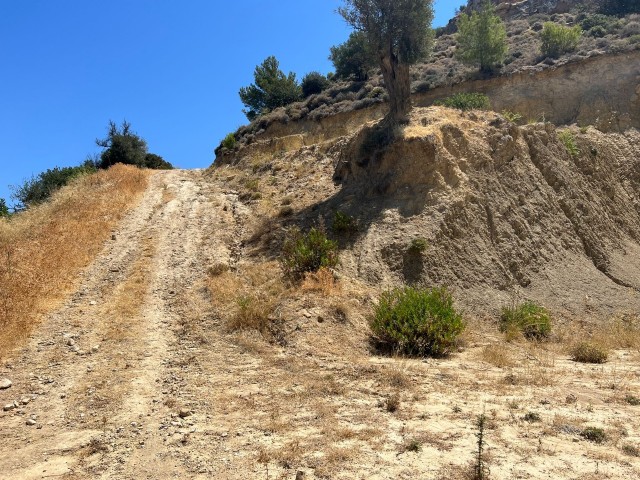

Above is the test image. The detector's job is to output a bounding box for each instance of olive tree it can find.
[339,0,434,125]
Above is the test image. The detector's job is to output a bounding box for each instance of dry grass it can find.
[301,267,339,296]
[0,164,148,357]
[208,261,287,338]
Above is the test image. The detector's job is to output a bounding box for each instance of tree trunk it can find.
[379,52,412,125]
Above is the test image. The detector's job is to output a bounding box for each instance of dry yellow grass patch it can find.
[207,261,287,336]
[301,267,339,296]
[0,164,149,357]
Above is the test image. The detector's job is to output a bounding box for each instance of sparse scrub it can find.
[500,301,551,340]
[570,341,609,364]
[540,22,581,58]
[625,395,640,406]
[502,110,523,123]
[523,412,542,423]
[581,426,607,443]
[301,267,338,296]
[221,133,237,150]
[473,414,489,480]
[622,443,640,457]
[481,344,514,368]
[371,286,465,357]
[434,92,490,111]
[332,210,358,234]
[229,294,273,334]
[281,226,338,280]
[558,130,580,156]
[384,392,401,413]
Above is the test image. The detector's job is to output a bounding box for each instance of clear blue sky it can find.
[0,0,457,205]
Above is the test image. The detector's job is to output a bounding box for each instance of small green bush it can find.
[558,130,580,156]
[434,92,490,111]
[332,210,358,234]
[540,23,582,58]
[143,153,173,170]
[581,427,607,444]
[500,301,551,340]
[570,342,609,364]
[371,286,465,357]
[281,226,338,279]
[221,133,237,150]
[626,395,640,406]
[408,238,428,254]
[523,412,542,423]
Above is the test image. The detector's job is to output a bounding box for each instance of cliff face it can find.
[217,50,639,164]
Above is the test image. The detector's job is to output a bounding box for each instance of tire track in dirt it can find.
[0,170,217,479]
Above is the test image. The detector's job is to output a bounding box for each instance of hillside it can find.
[1,2,640,479]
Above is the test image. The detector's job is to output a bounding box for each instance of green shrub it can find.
[500,301,551,340]
[434,92,490,111]
[301,71,330,97]
[281,226,338,279]
[371,286,465,357]
[502,110,523,123]
[408,238,428,253]
[581,427,607,444]
[580,13,619,36]
[558,130,580,156]
[570,342,609,363]
[12,162,97,208]
[540,23,582,58]
[332,210,358,234]
[221,133,237,150]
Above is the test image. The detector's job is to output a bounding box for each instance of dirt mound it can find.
[290,107,639,319]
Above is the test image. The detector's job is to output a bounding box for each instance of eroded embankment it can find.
[281,107,640,319]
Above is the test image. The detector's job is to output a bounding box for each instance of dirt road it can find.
[0,170,229,479]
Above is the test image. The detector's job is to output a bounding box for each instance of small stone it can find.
[111,234,117,241]
[178,408,192,418]
[566,394,578,404]
[20,397,31,405]
[91,345,99,353]
[317,316,324,323]
[3,403,15,412]
[296,471,305,480]
[89,301,97,306]
[301,310,311,319]
[26,419,36,426]
[0,378,12,390]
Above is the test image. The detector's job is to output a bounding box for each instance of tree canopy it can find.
[96,120,172,170]
[329,31,376,81]
[339,0,434,124]
[239,56,302,121]
[456,1,508,72]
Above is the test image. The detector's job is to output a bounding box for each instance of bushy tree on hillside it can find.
[96,120,172,170]
[339,0,435,125]
[301,71,330,97]
[96,120,148,169]
[456,1,508,72]
[329,31,376,81]
[239,56,302,121]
